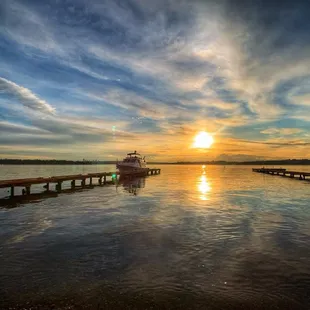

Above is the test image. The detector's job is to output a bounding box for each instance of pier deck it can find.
[252,168,310,180]
[0,168,161,198]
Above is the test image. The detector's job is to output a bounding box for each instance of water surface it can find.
[1,165,310,309]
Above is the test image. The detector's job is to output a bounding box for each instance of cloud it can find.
[290,94,310,107]
[0,121,47,134]
[238,139,310,147]
[215,154,265,162]
[1,0,310,160]
[0,113,137,151]
[1,0,63,54]
[0,77,55,114]
[260,128,303,135]
[0,133,71,146]
[208,1,310,120]
[87,89,166,119]
[30,115,136,142]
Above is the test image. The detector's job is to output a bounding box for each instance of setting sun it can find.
[193,131,214,149]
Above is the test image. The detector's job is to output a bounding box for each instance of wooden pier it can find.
[252,168,310,181]
[0,168,161,199]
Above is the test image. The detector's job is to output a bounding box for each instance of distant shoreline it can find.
[2,159,310,165]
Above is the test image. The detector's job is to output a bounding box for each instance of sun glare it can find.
[193,131,214,148]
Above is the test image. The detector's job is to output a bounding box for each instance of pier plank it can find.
[252,167,310,181]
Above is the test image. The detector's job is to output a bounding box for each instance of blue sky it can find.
[1,0,310,161]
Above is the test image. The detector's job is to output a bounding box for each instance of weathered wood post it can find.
[81,179,86,187]
[56,181,62,192]
[26,186,31,195]
[10,186,14,198]
[99,177,102,185]
[89,177,92,186]
[71,180,76,189]
[103,174,106,185]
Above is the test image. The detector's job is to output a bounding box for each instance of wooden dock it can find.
[252,168,310,181]
[0,168,161,198]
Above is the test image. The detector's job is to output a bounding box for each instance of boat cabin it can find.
[125,151,143,160]
[122,151,146,165]
[117,151,147,171]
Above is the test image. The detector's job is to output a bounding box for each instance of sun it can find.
[193,131,214,148]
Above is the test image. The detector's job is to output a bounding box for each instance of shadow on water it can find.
[117,175,146,196]
[0,181,116,209]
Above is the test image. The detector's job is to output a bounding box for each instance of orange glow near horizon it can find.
[193,131,214,149]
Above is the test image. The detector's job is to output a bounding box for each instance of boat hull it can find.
[116,164,149,176]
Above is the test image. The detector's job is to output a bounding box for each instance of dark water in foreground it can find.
[1,165,310,309]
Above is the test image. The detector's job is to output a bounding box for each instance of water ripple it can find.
[1,165,310,309]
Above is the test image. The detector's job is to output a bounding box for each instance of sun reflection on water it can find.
[198,165,211,200]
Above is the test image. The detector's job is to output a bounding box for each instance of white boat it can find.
[116,151,148,175]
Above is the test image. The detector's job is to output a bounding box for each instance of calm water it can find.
[1,165,310,309]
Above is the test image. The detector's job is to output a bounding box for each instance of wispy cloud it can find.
[241,139,310,147]
[260,128,303,135]
[0,77,55,114]
[0,121,47,134]
[290,94,310,107]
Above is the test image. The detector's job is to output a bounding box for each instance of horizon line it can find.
[2,158,310,164]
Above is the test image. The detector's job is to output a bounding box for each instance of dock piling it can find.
[56,181,62,192]
[11,186,14,198]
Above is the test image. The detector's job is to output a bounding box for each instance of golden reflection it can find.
[198,166,211,200]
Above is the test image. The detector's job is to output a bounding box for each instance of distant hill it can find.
[2,159,310,165]
[168,159,310,165]
[0,159,96,165]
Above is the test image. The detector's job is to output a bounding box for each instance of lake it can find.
[1,165,310,309]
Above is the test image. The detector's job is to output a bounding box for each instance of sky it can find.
[1,0,310,162]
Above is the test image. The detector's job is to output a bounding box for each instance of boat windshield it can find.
[126,152,143,159]
[124,158,140,163]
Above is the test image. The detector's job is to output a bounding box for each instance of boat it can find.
[116,151,148,175]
